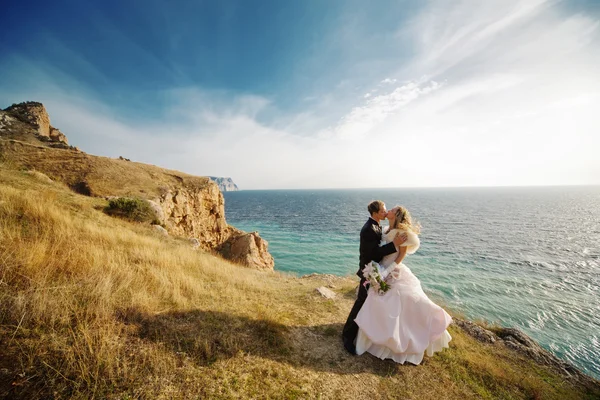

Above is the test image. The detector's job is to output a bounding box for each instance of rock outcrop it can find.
[102,188,275,269]
[0,100,273,271]
[49,127,68,144]
[453,319,497,344]
[454,318,598,387]
[316,286,336,299]
[217,227,274,270]
[153,185,228,250]
[0,111,17,131]
[152,225,168,236]
[151,187,272,268]
[3,102,68,145]
[209,176,239,192]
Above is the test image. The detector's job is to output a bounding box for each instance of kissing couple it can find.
[342,200,452,364]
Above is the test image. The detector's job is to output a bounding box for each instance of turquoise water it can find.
[223,187,600,379]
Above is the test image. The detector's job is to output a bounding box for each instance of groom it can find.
[341,200,406,354]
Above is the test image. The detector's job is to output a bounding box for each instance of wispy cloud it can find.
[408,0,553,78]
[329,80,442,140]
[1,0,599,189]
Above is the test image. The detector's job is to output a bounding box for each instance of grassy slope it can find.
[0,167,599,400]
[0,138,210,198]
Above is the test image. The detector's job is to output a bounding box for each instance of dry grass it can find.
[0,139,210,199]
[1,166,599,399]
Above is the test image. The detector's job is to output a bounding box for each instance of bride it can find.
[354,206,452,364]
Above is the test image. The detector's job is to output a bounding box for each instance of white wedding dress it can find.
[355,228,452,364]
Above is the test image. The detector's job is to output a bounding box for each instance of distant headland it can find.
[209,176,239,192]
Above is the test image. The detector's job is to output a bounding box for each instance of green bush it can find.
[104,197,158,223]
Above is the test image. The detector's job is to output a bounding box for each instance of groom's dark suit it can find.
[342,217,397,354]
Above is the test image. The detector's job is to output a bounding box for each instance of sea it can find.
[223,186,600,380]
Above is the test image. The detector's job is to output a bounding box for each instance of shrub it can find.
[104,197,158,223]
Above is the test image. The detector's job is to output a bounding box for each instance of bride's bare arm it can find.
[394,246,407,264]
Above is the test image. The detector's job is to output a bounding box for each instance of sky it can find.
[1,0,599,189]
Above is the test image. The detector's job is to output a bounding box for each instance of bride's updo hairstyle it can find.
[392,206,421,234]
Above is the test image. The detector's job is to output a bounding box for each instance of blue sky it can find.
[1,1,418,121]
[1,0,599,189]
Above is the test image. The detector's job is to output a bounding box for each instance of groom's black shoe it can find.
[343,338,356,355]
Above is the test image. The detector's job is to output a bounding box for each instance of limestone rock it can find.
[146,200,166,225]
[153,182,228,250]
[153,225,168,236]
[3,102,69,144]
[4,102,51,137]
[0,111,16,131]
[496,327,540,349]
[49,126,68,144]
[316,286,336,299]
[454,318,497,344]
[153,182,273,270]
[217,227,274,270]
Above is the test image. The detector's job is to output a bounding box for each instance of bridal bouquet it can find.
[361,261,390,295]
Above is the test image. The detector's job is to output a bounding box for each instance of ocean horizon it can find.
[232,184,600,191]
[224,186,600,380]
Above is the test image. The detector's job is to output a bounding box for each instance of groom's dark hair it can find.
[367,200,384,216]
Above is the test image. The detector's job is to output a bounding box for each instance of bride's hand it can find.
[392,232,408,247]
[390,265,402,280]
[384,264,402,283]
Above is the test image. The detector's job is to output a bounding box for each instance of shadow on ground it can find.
[120,308,407,377]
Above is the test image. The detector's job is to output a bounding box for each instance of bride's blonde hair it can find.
[391,206,421,234]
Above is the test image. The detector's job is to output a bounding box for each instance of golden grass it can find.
[0,139,210,199]
[1,166,599,399]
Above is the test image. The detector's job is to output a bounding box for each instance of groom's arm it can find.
[373,240,397,262]
[363,226,396,263]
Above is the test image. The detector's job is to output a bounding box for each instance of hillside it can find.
[0,102,273,270]
[1,167,599,399]
[1,102,599,399]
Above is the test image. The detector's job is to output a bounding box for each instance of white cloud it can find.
[331,81,442,140]
[2,0,600,189]
[355,0,600,188]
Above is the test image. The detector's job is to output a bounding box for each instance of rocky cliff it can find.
[209,176,239,192]
[0,101,273,270]
[3,102,68,145]
[217,227,274,270]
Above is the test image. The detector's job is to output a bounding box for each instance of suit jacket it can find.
[357,218,397,278]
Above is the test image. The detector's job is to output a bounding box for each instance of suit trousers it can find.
[342,277,369,348]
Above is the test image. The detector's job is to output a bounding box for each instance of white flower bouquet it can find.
[361,261,391,295]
